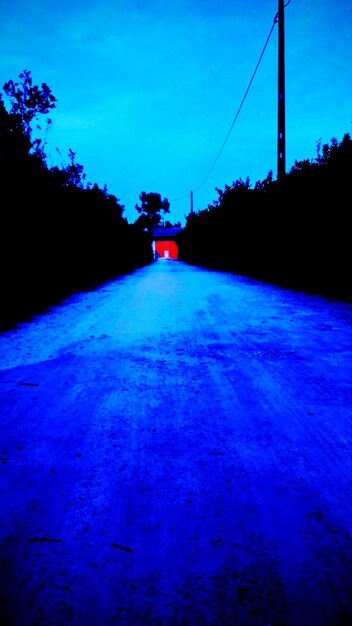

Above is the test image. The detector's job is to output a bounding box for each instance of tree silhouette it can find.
[2,69,56,161]
[0,70,153,330]
[177,132,352,302]
[135,191,170,232]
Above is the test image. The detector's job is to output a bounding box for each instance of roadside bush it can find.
[177,133,352,302]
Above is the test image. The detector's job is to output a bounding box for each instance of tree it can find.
[0,70,155,329]
[50,148,87,188]
[1,69,56,161]
[165,220,182,228]
[135,191,170,232]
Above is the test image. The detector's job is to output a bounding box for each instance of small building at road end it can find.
[152,227,182,260]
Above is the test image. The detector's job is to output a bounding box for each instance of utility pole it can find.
[190,190,194,213]
[277,0,286,181]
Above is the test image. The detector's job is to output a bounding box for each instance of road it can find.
[1,259,352,626]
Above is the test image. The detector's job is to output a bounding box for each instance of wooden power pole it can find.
[277,0,286,181]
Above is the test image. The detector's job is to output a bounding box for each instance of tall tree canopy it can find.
[1,69,56,160]
[135,191,170,232]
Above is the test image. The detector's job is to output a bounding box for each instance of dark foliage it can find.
[177,133,352,302]
[135,191,170,232]
[0,71,153,330]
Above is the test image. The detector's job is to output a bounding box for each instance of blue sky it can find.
[1,0,351,225]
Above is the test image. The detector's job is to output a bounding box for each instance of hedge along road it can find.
[1,259,352,626]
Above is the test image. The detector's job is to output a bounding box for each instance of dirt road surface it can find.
[1,260,352,625]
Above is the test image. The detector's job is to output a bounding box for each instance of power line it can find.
[170,191,190,204]
[194,12,279,193]
[171,10,281,208]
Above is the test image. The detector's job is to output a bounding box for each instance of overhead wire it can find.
[171,5,289,206]
[193,12,279,193]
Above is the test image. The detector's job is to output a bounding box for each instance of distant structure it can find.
[152,227,183,260]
